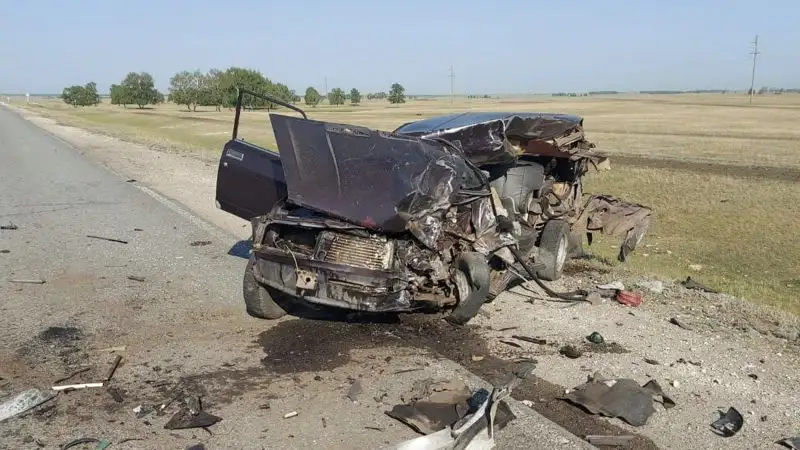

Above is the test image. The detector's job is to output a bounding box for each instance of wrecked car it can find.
[215,89,652,324]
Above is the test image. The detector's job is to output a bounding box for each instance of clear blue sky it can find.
[1,0,797,95]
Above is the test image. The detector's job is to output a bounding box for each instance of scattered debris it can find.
[61,437,103,450]
[258,403,271,410]
[671,380,680,388]
[190,240,212,247]
[8,279,46,284]
[96,346,126,353]
[670,317,693,331]
[597,281,625,291]
[644,358,660,365]
[347,380,363,402]
[676,358,701,367]
[511,335,547,345]
[365,426,385,431]
[747,373,758,380]
[105,355,122,382]
[374,391,388,403]
[777,437,800,449]
[52,382,104,391]
[284,411,298,419]
[107,387,124,403]
[499,340,522,348]
[0,223,18,230]
[118,438,145,445]
[636,280,664,294]
[496,326,518,332]
[133,405,152,419]
[616,291,642,307]
[186,444,206,450]
[562,375,675,426]
[0,249,9,254]
[681,277,718,293]
[585,435,636,446]
[586,332,605,344]
[689,264,703,272]
[164,397,222,430]
[133,228,144,232]
[559,345,583,359]
[521,400,534,408]
[126,275,146,282]
[0,388,57,423]
[393,368,423,375]
[710,407,744,437]
[126,179,137,183]
[471,355,484,362]
[54,367,91,384]
[86,235,129,244]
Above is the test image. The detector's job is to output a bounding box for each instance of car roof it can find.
[394,111,583,135]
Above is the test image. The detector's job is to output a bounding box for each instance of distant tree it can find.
[304,87,321,107]
[168,70,204,111]
[350,88,361,105]
[60,82,100,107]
[121,72,162,109]
[197,69,224,111]
[328,88,345,106]
[388,83,406,104]
[109,84,133,107]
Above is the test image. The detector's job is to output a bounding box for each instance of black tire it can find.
[536,219,570,281]
[243,256,287,320]
[446,252,491,325]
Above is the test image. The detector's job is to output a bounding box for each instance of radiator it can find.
[315,232,394,270]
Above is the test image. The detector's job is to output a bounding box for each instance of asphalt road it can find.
[0,106,593,449]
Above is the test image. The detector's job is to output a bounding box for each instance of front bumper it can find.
[252,247,414,312]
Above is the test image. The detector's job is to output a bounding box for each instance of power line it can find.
[448,65,455,103]
[748,35,760,104]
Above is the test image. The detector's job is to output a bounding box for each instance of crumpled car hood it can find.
[270,114,464,236]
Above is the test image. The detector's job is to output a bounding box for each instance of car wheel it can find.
[536,219,570,281]
[243,256,287,320]
[446,252,491,325]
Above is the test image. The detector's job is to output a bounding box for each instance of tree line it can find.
[62,67,407,110]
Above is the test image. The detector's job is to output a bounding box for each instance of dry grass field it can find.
[15,93,800,313]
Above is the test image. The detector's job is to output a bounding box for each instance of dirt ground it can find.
[3,107,800,449]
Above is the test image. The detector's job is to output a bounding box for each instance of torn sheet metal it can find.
[572,194,653,262]
[563,377,674,426]
[270,114,462,235]
[393,112,595,166]
[0,388,56,422]
[710,407,744,437]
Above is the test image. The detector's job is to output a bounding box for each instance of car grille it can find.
[316,232,393,270]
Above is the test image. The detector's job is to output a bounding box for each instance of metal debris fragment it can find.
[60,437,100,449]
[644,358,660,365]
[86,235,129,244]
[499,340,522,348]
[190,240,212,247]
[126,275,146,282]
[164,397,222,430]
[52,383,104,391]
[710,407,744,437]
[105,356,122,382]
[54,367,91,384]
[777,437,800,449]
[670,317,693,330]
[563,377,674,426]
[0,388,57,423]
[585,435,636,446]
[681,276,718,293]
[511,335,547,345]
[8,279,46,284]
[284,411,298,419]
[1,223,18,230]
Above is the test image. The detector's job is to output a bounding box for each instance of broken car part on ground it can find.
[215,89,652,324]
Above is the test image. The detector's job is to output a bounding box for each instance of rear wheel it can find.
[536,220,570,281]
[243,256,287,320]
[446,252,491,325]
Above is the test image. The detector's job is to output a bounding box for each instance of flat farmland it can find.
[17,93,800,313]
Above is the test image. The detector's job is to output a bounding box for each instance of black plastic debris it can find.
[710,407,744,437]
[164,397,221,430]
[586,332,605,344]
[777,437,800,449]
[563,376,675,426]
[681,277,718,293]
[86,235,128,244]
[0,223,18,230]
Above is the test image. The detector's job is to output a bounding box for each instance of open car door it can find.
[215,89,308,221]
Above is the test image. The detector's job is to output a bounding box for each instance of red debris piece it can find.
[616,290,643,307]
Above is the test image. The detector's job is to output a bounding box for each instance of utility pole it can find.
[748,35,760,104]
[448,65,455,103]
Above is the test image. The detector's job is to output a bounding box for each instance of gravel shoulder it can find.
[5,105,800,450]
